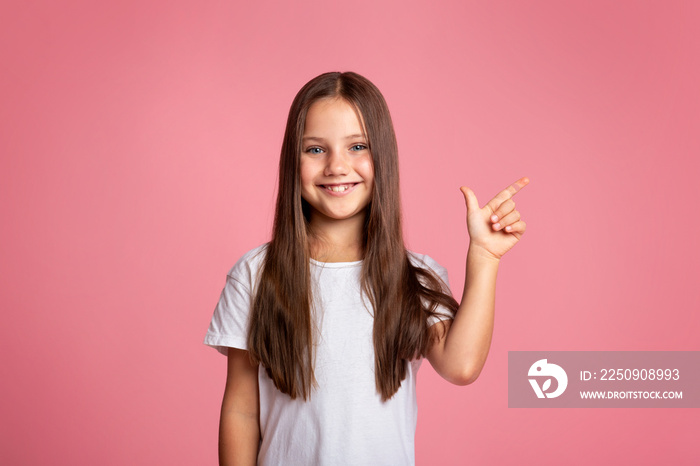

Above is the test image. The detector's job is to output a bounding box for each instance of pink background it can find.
[2,1,698,464]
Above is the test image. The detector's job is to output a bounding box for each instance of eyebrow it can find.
[302,134,366,141]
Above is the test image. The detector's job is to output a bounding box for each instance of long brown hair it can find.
[247,71,458,402]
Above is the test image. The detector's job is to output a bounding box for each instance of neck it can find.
[307,213,365,262]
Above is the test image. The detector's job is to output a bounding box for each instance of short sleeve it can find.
[203,245,266,356]
[409,252,456,327]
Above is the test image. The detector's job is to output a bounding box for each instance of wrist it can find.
[467,244,502,266]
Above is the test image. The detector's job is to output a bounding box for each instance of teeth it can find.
[327,184,352,192]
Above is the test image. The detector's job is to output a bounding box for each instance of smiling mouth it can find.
[320,183,359,193]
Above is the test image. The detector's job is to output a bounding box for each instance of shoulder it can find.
[226,243,269,287]
[407,251,448,278]
[407,250,455,322]
[205,246,269,354]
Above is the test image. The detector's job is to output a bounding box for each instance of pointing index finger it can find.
[509,176,529,196]
[486,177,530,212]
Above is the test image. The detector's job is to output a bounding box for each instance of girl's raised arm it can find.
[219,348,260,466]
[427,177,529,385]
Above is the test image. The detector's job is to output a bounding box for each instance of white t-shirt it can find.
[204,244,454,465]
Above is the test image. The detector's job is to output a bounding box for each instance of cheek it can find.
[299,160,320,204]
[358,158,375,186]
[299,160,315,186]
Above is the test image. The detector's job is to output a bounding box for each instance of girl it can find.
[205,71,528,465]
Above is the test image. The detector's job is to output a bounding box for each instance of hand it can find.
[460,177,529,260]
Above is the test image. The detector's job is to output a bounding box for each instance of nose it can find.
[323,148,350,176]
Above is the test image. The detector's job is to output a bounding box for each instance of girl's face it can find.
[300,98,374,226]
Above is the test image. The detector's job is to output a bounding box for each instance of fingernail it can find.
[505,226,512,232]
[491,215,498,222]
[493,223,500,230]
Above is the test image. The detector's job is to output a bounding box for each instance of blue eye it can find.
[306,147,324,155]
[350,144,367,151]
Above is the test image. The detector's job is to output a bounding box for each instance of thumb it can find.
[460,186,480,213]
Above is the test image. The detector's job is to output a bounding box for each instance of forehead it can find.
[303,98,366,136]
